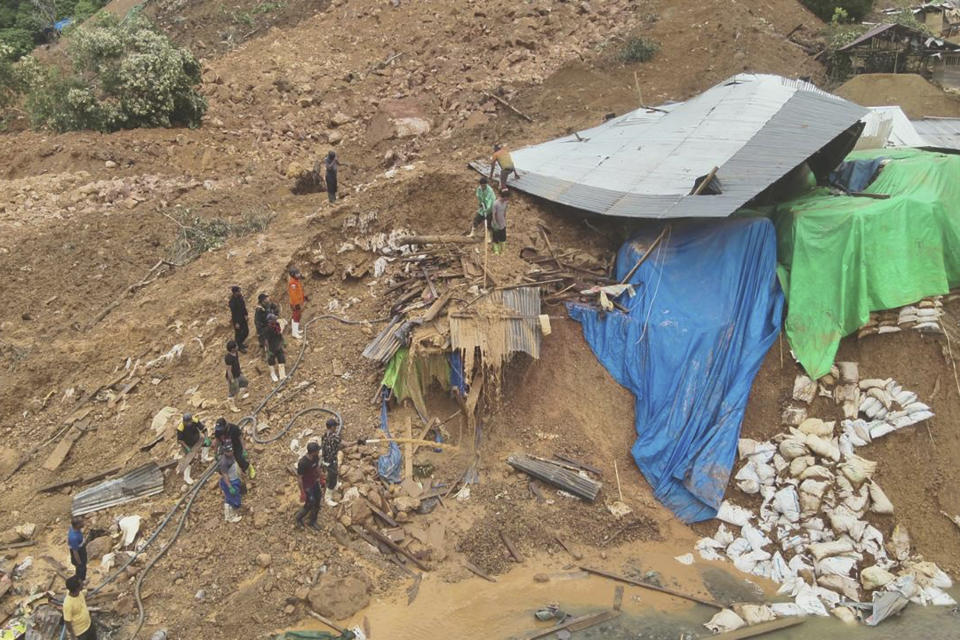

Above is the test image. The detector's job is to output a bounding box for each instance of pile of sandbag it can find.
[856,295,945,338]
[695,366,954,626]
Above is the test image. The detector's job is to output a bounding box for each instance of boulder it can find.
[256,553,272,568]
[15,523,36,541]
[85,535,113,560]
[307,574,371,620]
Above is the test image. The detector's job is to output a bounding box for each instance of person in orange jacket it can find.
[288,267,306,339]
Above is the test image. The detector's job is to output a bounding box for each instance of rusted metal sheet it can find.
[449,286,542,369]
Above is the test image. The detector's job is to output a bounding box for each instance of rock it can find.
[393,496,421,512]
[394,117,431,138]
[861,565,895,590]
[307,574,371,620]
[533,573,550,583]
[105,160,118,169]
[284,604,295,615]
[151,407,179,437]
[331,523,351,547]
[295,586,310,601]
[330,112,353,127]
[15,523,36,541]
[253,511,269,528]
[256,553,272,568]
[85,536,112,560]
[195,589,206,601]
[327,130,343,145]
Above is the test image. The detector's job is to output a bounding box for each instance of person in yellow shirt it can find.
[489,143,521,190]
[63,575,96,639]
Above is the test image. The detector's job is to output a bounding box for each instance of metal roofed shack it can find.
[477,74,867,220]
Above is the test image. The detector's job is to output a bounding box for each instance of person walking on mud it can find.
[214,417,255,479]
[470,176,496,238]
[288,267,307,340]
[224,339,249,414]
[228,285,249,353]
[219,444,243,523]
[321,418,342,507]
[324,150,340,203]
[176,413,212,485]
[254,293,277,355]
[489,143,520,191]
[264,313,287,382]
[295,441,323,531]
[491,189,509,256]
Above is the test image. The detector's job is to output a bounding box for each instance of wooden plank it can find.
[406,573,422,605]
[307,610,345,634]
[107,376,141,409]
[579,566,724,609]
[42,428,83,471]
[526,610,620,640]
[0,540,36,552]
[710,618,805,639]
[555,536,582,561]
[554,454,603,477]
[500,531,524,563]
[364,526,429,571]
[462,559,497,582]
[364,498,398,527]
[613,585,624,611]
[404,417,413,480]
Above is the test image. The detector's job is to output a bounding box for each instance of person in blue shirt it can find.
[67,517,88,582]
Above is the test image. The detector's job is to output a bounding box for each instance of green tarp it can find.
[770,148,960,378]
[381,346,451,416]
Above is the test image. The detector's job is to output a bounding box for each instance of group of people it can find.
[473,143,519,255]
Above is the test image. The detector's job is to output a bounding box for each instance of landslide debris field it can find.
[2,1,960,639]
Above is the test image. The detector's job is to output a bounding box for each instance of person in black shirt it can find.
[324,150,339,203]
[295,442,323,530]
[253,293,277,355]
[214,417,255,479]
[229,286,249,353]
[321,418,342,506]
[264,313,287,382]
[223,340,248,414]
[176,413,211,485]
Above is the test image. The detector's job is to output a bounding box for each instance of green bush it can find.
[801,1,875,22]
[619,36,660,63]
[26,14,206,132]
[0,27,35,60]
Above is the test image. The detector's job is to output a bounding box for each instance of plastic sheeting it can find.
[569,218,783,522]
[772,148,960,378]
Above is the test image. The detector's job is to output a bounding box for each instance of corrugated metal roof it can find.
[72,462,165,516]
[450,286,542,363]
[857,106,926,149]
[912,117,960,148]
[838,22,960,51]
[490,74,867,219]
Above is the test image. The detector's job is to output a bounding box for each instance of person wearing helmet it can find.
[287,267,307,340]
[214,417,255,479]
[324,150,340,203]
[264,312,287,382]
[295,441,323,531]
[176,413,212,485]
[320,417,342,507]
[254,293,278,355]
[219,443,243,523]
[224,339,248,414]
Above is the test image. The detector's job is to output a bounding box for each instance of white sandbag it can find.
[817,555,857,577]
[805,434,841,461]
[704,609,746,634]
[838,433,855,459]
[868,481,894,515]
[773,485,801,523]
[726,537,752,558]
[800,478,830,498]
[734,549,771,574]
[714,523,735,546]
[770,602,806,617]
[886,524,910,562]
[819,574,860,600]
[827,509,867,542]
[755,461,777,486]
[866,386,892,409]
[735,463,761,495]
[869,421,897,439]
[789,554,814,576]
[799,465,833,482]
[789,455,815,477]
[803,517,826,532]
[837,362,858,384]
[779,438,809,460]
[847,419,873,445]
[861,565,896,590]
[696,541,725,562]
[903,561,953,589]
[741,524,772,552]
[793,375,817,403]
[859,378,890,390]
[716,501,753,527]
[118,515,142,547]
[733,604,776,625]
[674,553,694,565]
[831,606,858,624]
[834,474,854,497]
[922,587,957,606]
[782,405,807,426]
[738,438,759,459]
[843,487,869,516]
[808,539,854,560]
[816,585,842,609]
[770,551,791,583]
[891,387,917,406]
[859,395,882,419]
[838,454,877,487]
[798,418,834,437]
[751,560,773,580]
[795,581,830,616]
[772,453,789,473]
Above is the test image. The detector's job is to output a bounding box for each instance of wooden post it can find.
[404,417,413,480]
[483,217,490,290]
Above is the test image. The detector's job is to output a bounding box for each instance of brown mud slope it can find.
[731,311,960,575]
[836,73,960,118]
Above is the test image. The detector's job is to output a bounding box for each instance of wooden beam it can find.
[483,91,534,122]
[307,610,346,634]
[555,536,582,561]
[579,566,724,609]
[396,235,481,246]
[404,417,413,481]
[500,531,523,563]
[710,618,805,639]
[463,559,497,582]
[527,610,620,640]
[363,526,429,572]
[38,465,124,493]
[619,225,669,285]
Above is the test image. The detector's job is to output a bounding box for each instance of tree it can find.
[27,0,57,29]
[800,0,875,23]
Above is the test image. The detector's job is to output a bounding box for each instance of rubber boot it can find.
[325,493,338,508]
[278,364,287,380]
[183,466,194,485]
[201,446,213,462]
[269,366,279,383]
[223,503,231,522]
[294,507,307,529]
[228,505,242,523]
[291,321,302,340]
[227,397,240,414]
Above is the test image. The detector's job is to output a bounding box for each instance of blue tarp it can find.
[568,217,784,523]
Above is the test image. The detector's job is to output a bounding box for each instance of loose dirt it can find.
[836,73,960,118]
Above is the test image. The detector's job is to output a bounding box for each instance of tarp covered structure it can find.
[771,148,960,378]
[498,74,866,219]
[569,218,783,522]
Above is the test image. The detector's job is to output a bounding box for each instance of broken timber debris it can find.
[507,454,602,502]
[710,618,805,639]
[527,610,620,640]
[580,566,724,609]
[72,462,165,516]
